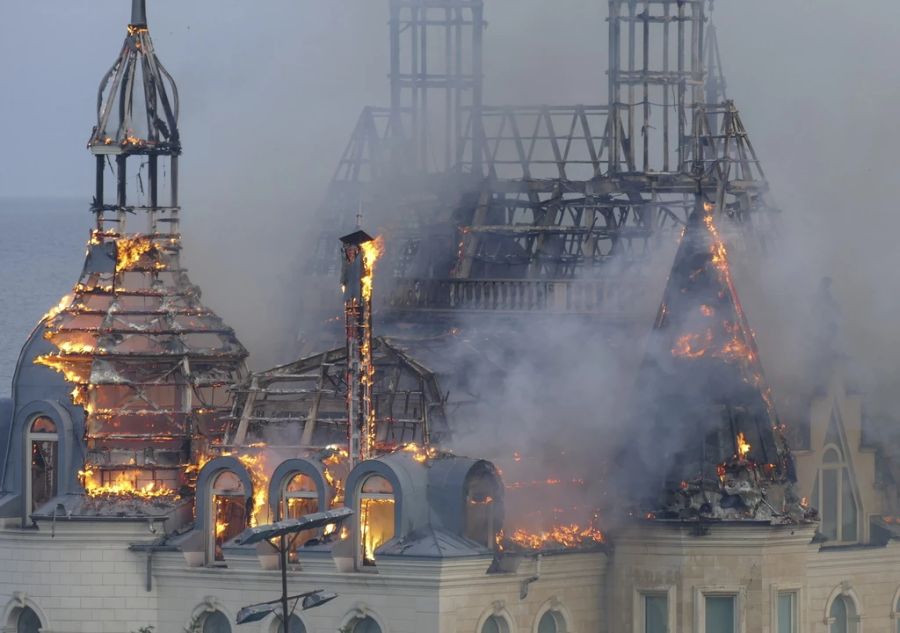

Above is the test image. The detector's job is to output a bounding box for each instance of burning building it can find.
[3,2,900,633]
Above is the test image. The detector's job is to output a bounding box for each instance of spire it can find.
[624,198,797,519]
[131,0,147,28]
[88,0,178,156]
[25,0,249,504]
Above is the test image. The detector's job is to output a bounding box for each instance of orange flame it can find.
[79,468,178,499]
[497,524,605,550]
[672,330,713,359]
[360,235,385,302]
[736,432,751,459]
[116,236,165,272]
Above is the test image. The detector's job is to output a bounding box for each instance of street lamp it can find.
[235,507,353,628]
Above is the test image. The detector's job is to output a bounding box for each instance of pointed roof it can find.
[88,0,179,155]
[634,200,791,488]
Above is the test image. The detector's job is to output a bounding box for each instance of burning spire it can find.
[340,230,384,465]
[31,1,247,501]
[627,198,799,521]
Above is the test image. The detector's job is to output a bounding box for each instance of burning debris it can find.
[628,199,806,524]
[495,450,607,552]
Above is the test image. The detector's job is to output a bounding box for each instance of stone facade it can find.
[0,522,605,633]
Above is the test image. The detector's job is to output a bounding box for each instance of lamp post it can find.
[235,507,353,628]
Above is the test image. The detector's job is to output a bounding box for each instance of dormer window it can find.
[464,469,501,548]
[812,445,859,543]
[359,475,395,566]
[211,470,248,562]
[283,473,320,554]
[27,416,58,513]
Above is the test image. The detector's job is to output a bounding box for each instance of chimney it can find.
[340,230,380,466]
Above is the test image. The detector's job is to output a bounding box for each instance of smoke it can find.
[4,1,900,523]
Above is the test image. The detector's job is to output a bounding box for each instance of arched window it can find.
[350,616,383,633]
[482,615,511,633]
[27,416,58,512]
[812,445,859,542]
[273,614,306,633]
[895,594,900,633]
[538,610,567,633]
[829,595,858,633]
[283,473,320,553]
[465,469,501,548]
[16,606,42,633]
[202,610,232,633]
[211,470,247,562]
[359,475,395,566]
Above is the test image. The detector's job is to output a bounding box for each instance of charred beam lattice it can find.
[305,0,777,328]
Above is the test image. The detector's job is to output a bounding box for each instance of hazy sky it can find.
[1,0,899,386]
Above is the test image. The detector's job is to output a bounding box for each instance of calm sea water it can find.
[0,197,88,396]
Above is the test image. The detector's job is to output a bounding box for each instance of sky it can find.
[1,0,899,402]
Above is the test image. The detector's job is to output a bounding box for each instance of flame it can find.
[400,442,439,464]
[116,236,165,272]
[34,355,89,384]
[79,468,177,499]
[672,330,713,359]
[497,524,605,550]
[42,294,74,323]
[360,235,385,303]
[322,445,350,506]
[736,432,751,459]
[234,451,270,528]
[361,496,395,563]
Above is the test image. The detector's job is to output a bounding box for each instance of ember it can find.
[497,523,605,551]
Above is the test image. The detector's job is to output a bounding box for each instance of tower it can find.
[627,198,797,518]
[6,0,248,515]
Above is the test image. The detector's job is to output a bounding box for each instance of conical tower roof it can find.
[630,200,795,517]
[88,0,179,156]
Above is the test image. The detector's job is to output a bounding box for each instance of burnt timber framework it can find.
[305,0,776,334]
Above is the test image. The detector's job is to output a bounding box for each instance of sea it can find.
[0,197,87,397]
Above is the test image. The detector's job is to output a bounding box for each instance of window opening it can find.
[351,616,382,633]
[465,471,499,548]
[283,473,320,555]
[202,610,231,633]
[777,592,795,633]
[275,614,306,633]
[16,607,42,633]
[481,615,510,633]
[28,416,58,512]
[211,470,247,562]
[644,594,668,633]
[815,444,860,543]
[705,595,736,633]
[538,610,566,633]
[359,475,395,566]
